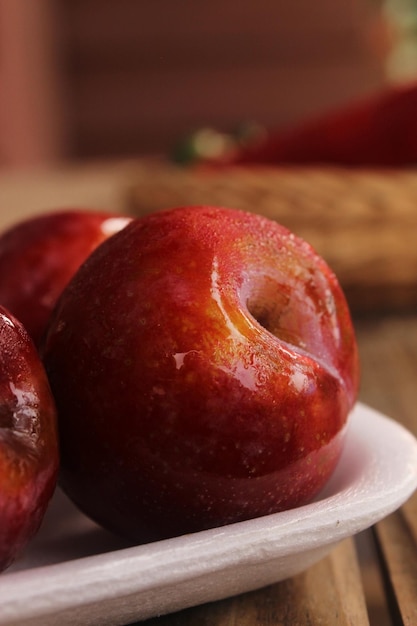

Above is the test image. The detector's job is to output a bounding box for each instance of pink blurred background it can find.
[0,0,411,170]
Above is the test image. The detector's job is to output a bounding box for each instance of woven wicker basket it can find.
[127,160,417,314]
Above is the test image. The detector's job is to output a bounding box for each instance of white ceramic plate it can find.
[1,402,417,626]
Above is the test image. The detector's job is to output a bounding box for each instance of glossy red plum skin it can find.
[42,206,359,542]
[0,210,131,347]
[0,306,59,571]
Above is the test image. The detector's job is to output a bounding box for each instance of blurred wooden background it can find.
[0,0,389,168]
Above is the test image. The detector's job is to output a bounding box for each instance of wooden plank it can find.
[142,539,369,625]
[356,314,417,431]
[375,510,417,626]
[63,0,372,72]
[0,161,138,230]
[68,30,365,74]
[66,0,371,48]
[355,530,392,626]
[358,313,417,622]
[65,7,366,73]
[73,65,381,128]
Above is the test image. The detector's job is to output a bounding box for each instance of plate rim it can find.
[1,401,417,624]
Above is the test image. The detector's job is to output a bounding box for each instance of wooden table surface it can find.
[1,163,417,625]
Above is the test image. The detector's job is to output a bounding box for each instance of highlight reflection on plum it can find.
[0,306,58,571]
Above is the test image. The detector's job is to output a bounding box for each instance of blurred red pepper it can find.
[225,82,417,168]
